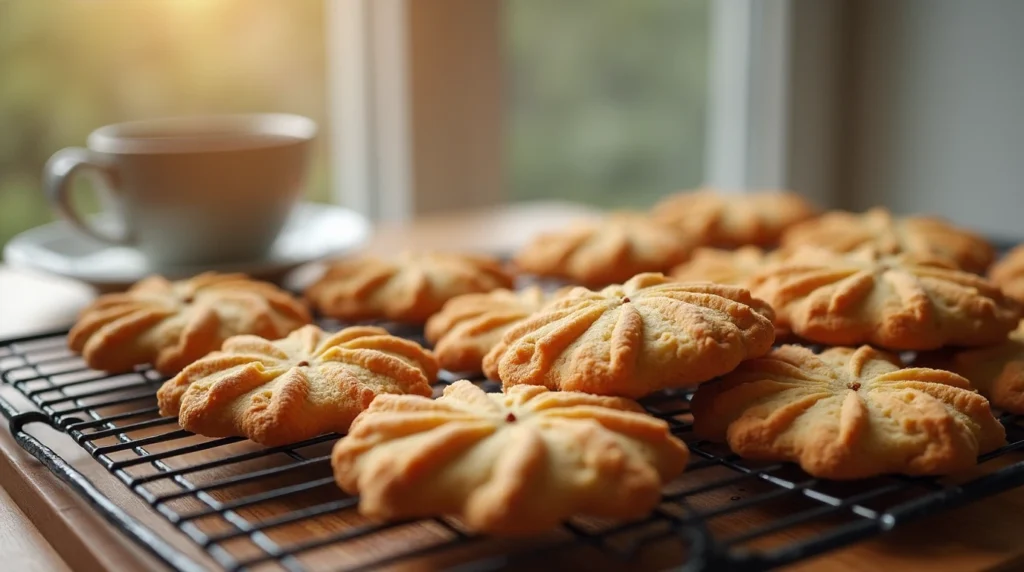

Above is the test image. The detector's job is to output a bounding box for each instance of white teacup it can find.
[44,113,316,267]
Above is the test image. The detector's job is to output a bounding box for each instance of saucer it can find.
[3,201,371,290]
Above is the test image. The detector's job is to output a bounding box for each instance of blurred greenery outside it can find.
[0,0,708,253]
[507,0,709,208]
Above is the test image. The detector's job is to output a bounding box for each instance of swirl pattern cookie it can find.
[305,253,514,323]
[780,207,995,274]
[483,273,775,398]
[425,286,554,373]
[749,248,1021,350]
[990,244,1024,304]
[923,321,1024,414]
[157,325,436,446]
[331,380,689,535]
[691,345,1006,479]
[652,189,816,248]
[69,273,311,375]
[513,212,694,286]
[669,246,772,287]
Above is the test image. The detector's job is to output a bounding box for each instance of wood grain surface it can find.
[0,484,72,572]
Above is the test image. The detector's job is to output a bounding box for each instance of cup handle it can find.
[43,147,132,245]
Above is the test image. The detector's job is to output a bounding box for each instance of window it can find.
[5,0,1015,265]
[0,0,715,251]
[505,0,710,209]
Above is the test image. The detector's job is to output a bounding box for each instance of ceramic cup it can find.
[43,113,316,266]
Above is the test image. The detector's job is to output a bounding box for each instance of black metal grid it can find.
[2,326,1024,572]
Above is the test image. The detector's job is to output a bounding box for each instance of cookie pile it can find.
[65,188,1024,536]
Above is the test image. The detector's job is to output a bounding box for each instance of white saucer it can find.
[3,202,371,290]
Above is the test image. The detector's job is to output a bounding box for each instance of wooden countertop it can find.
[1,202,1023,571]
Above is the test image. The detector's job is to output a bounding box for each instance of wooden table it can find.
[2,202,1023,571]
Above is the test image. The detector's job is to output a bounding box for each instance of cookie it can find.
[652,189,816,248]
[922,321,1024,414]
[691,345,1006,479]
[157,325,437,446]
[990,244,1024,304]
[305,252,514,323]
[68,272,311,375]
[483,273,775,398]
[331,380,689,535]
[749,248,1021,350]
[513,212,694,286]
[780,207,995,274]
[425,286,555,373]
[669,246,773,287]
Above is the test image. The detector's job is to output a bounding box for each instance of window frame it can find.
[327,0,503,222]
[326,0,841,219]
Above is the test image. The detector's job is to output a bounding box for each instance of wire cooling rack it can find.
[2,325,1024,572]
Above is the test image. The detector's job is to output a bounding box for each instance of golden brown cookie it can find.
[691,345,1006,479]
[424,286,556,373]
[652,189,817,248]
[749,248,1021,350]
[305,252,514,323]
[669,246,773,287]
[513,212,694,286]
[68,273,311,375]
[780,207,995,274]
[483,273,775,398]
[331,380,689,535]
[157,325,436,446]
[990,244,1024,304]
[922,321,1024,414]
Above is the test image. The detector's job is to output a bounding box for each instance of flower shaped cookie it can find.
[780,207,995,273]
[749,248,1021,350]
[157,325,437,446]
[305,252,514,323]
[691,345,1006,479]
[331,380,689,535]
[483,273,775,398]
[69,272,311,375]
[513,212,694,286]
[652,189,817,247]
